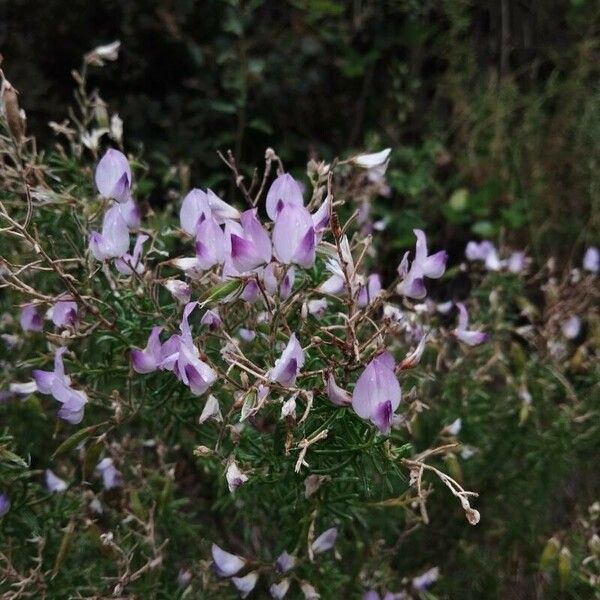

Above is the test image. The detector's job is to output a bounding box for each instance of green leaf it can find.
[52,423,106,458]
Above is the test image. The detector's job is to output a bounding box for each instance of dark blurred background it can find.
[1,0,599,258]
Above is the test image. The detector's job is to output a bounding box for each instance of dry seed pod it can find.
[2,80,23,142]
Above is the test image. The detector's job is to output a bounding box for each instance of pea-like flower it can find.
[89,205,130,261]
[50,299,78,328]
[352,352,401,434]
[357,274,382,307]
[230,209,272,272]
[454,303,489,346]
[130,326,164,373]
[212,543,246,577]
[272,204,316,268]
[397,230,447,299]
[96,457,122,490]
[311,527,338,554]
[232,571,259,598]
[45,469,68,493]
[583,246,599,273]
[180,188,240,235]
[95,148,132,203]
[20,304,43,332]
[115,234,149,275]
[266,173,304,220]
[269,333,304,387]
[32,347,88,424]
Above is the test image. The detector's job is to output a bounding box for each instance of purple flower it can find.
[263,263,295,298]
[352,352,401,434]
[311,527,337,554]
[307,298,328,319]
[45,469,68,493]
[238,328,256,342]
[226,461,249,492]
[164,280,191,304]
[275,551,296,574]
[583,246,599,273]
[266,173,304,221]
[195,214,227,271]
[20,304,43,332]
[180,189,240,235]
[269,333,304,387]
[397,230,447,299]
[51,300,78,328]
[200,309,222,330]
[96,457,122,490]
[95,148,132,203]
[199,394,222,424]
[272,204,316,268]
[357,274,382,307]
[131,326,164,373]
[232,572,259,598]
[454,303,488,346]
[159,303,217,395]
[212,543,246,577]
[89,205,130,261]
[312,196,330,237]
[115,233,149,275]
[52,379,88,424]
[118,197,141,229]
[241,279,260,303]
[0,492,10,517]
[33,347,87,424]
[230,209,272,272]
[326,373,352,406]
[180,189,209,235]
[270,579,291,599]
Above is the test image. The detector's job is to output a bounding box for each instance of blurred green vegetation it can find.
[2,0,599,258]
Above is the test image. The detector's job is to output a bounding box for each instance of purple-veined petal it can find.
[241,280,260,303]
[319,273,345,295]
[372,400,393,434]
[195,215,226,270]
[273,204,314,266]
[232,572,259,598]
[201,309,222,330]
[179,302,198,345]
[20,305,43,332]
[456,303,470,331]
[118,197,141,229]
[275,551,296,574]
[179,343,217,395]
[327,373,351,406]
[352,354,401,429]
[413,229,428,265]
[52,379,87,424]
[212,543,246,577]
[226,461,248,493]
[45,469,68,493]
[269,333,304,387]
[231,235,266,273]
[130,326,163,373]
[94,205,129,260]
[398,265,426,299]
[357,274,382,307]
[280,266,295,299]
[312,196,330,234]
[180,189,209,235]
[307,298,328,319]
[242,209,272,262]
[115,233,149,275]
[95,149,131,203]
[422,251,448,279]
[51,300,78,328]
[164,280,191,304]
[32,370,54,394]
[266,173,304,221]
[311,527,337,554]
